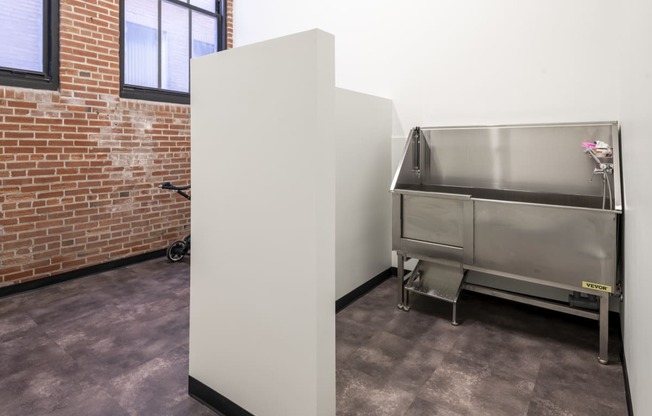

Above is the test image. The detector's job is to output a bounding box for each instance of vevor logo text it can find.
[582,282,612,293]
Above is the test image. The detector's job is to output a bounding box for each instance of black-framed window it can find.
[0,0,59,90]
[120,0,225,104]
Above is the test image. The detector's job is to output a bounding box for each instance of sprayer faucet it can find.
[585,148,613,175]
[584,147,613,210]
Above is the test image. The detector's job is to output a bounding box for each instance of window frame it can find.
[119,0,226,104]
[0,0,60,90]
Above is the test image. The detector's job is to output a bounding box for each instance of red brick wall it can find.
[0,0,232,286]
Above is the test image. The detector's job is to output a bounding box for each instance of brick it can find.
[4,239,34,250]
[35,264,62,275]
[4,116,35,124]
[3,270,36,282]
[4,224,34,234]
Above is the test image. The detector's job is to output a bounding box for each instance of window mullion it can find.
[188,8,192,92]
[42,0,49,75]
[168,0,217,16]
[158,0,163,89]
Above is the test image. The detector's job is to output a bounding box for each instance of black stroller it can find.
[159,182,191,262]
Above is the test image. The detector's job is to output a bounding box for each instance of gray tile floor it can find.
[337,279,628,416]
[0,258,214,416]
[0,258,628,415]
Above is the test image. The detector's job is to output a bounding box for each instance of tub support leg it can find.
[598,293,609,365]
[397,252,410,311]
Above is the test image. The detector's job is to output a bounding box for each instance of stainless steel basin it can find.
[391,122,622,364]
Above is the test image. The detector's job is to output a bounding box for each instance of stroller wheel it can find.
[166,241,187,262]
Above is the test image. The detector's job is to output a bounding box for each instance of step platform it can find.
[404,260,466,325]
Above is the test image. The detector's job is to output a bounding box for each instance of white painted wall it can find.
[189,30,336,416]
[233,2,652,413]
[335,89,392,299]
[619,1,652,414]
[234,0,620,133]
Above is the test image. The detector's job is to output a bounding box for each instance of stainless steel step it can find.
[404,260,465,324]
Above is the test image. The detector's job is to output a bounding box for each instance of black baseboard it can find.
[189,376,254,416]
[0,249,166,298]
[336,267,394,313]
[620,339,634,416]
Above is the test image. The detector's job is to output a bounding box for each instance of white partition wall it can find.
[335,89,392,299]
[189,30,393,416]
[620,1,652,413]
[189,30,336,416]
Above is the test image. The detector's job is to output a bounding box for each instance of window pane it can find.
[124,0,158,88]
[162,1,189,92]
[190,0,216,13]
[192,12,217,58]
[0,0,43,72]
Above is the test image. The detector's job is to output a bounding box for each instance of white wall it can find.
[235,0,620,133]
[234,2,652,413]
[335,89,392,299]
[190,30,336,416]
[619,1,652,414]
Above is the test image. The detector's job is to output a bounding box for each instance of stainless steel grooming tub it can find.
[391,122,622,364]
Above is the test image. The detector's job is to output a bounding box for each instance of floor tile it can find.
[337,299,403,333]
[530,356,628,415]
[0,294,23,315]
[0,310,38,342]
[403,397,466,416]
[526,396,593,416]
[0,333,98,416]
[53,308,189,383]
[345,331,445,392]
[337,366,416,416]
[24,286,118,327]
[418,354,534,416]
[47,386,130,416]
[385,306,466,353]
[106,345,194,416]
[447,321,546,380]
[336,317,376,363]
